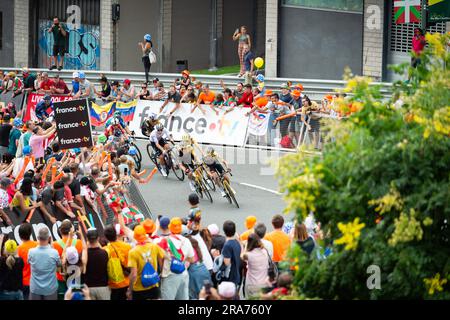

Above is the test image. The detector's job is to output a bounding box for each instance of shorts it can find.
[289,115,301,133]
[207,162,225,175]
[132,286,161,300]
[53,45,66,57]
[151,138,168,157]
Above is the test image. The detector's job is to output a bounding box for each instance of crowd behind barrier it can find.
[0,68,359,150]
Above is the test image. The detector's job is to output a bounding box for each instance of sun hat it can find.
[218,282,236,299]
[133,225,147,243]
[4,240,18,254]
[66,246,79,265]
[169,217,183,235]
[245,216,257,230]
[159,216,170,229]
[142,219,156,235]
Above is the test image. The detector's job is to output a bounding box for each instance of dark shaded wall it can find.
[117,0,161,72]
[0,0,14,66]
[279,6,363,79]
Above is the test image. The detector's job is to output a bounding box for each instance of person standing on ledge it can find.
[47,17,67,71]
[233,26,252,78]
[139,34,153,85]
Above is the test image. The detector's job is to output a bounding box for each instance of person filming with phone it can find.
[47,16,67,71]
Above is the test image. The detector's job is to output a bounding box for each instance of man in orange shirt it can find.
[239,216,257,242]
[17,223,38,300]
[192,84,215,114]
[265,214,291,263]
[52,219,82,299]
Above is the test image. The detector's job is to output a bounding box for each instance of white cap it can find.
[72,71,80,79]
[207,224,219,236]
[66,246,79,265]
[218,282,236,298]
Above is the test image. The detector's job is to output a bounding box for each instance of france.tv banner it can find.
[54,99,93,149]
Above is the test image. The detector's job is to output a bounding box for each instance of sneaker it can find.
[161,168,168,177]
[221,190,227,197]
[49,65,57,70]
[189,181,196,192]
[57,66,63,71]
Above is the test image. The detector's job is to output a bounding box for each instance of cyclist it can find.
[35,94,53,121]
[140,112,159,137]
[150,123,174,177]
[105,111,132,142]
[177,134,201,192]
[202,147,231,197]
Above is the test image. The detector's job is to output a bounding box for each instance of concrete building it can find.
[1,0,448,81]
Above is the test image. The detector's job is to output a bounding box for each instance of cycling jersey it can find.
[35,100,53,120]
[149,128,170,144]
[177,147,195,169]
[203,155,225,175]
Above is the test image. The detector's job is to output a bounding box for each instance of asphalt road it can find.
[133,140,294,234]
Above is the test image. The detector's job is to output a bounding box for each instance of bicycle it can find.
[218,169,239,208]
[146,142,185,181]
[191,163,213,203]
[123,133,142,172]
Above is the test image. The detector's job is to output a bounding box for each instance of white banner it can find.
[247,112,270,136]
[130,100,250,146]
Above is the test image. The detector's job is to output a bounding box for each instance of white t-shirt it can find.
[192,233,213,271]
[155,234,195,278]
[261,239,274,259]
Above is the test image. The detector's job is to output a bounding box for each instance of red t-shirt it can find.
[412,35,426,55]
[237,91,254,107]
[54,80,70,94]
[40,79,55,91]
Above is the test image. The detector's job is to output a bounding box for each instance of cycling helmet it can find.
[206,147,215,155]
[155,123,164,131]
[148,112,157,121]
[114,111,121,117]
[110,117,120,126]
[43,94,52,101]
[144,34,152,42]
[181,134,191,143]
[128,146,138,156]
[98,134,107,144]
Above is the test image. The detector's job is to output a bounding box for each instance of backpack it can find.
[141,247,160,288]
[149,49,157,64]
[213,254,231,283]
[57,239,77,250]
[106,244,130,285]
[167,237,185,274]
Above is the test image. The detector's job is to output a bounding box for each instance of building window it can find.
[0,12,2,50]
[282,0,363,13]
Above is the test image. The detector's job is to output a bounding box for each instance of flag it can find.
[394,0,421,24]
[90,101,115,126]
[116,100,137,122]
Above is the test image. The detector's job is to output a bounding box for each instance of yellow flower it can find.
[334,218,365,251]
[368,186,403,215]
[424,273,447,295]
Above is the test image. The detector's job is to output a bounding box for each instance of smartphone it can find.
[70,283,84,292]
[204,280,212,295]
[73,221,79,232]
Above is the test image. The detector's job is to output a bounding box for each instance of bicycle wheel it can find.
[200,179,213,203]
[194,178,203,199]
[202,167,216,192]
[131,142,142,162]
[224,180,239,208]
[171,156,185,181]
[147,144,162,175]
[133,155,141,172]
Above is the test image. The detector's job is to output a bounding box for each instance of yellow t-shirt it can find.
[127,242,165,291]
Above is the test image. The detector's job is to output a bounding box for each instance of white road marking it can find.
[239,183,282,196]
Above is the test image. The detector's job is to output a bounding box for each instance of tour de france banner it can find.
[130,100,250,146]
[247,111,270,136]
[23,92,73,122]
[54,99,93,149]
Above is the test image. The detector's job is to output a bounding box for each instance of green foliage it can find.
[277,33,450,299]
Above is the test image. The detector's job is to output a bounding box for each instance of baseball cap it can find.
[72,71,80,79]
[245,216,257,230]
[280,83,290,90]
[264,90,274,96]
[13,118,23,127]
[169,217,183,235]
[4,240,18,254]
[23,145,32,156]
[43,94,52,101]
[123,79,131,85]
[66,246,79,265]
[78,71,86,79]
[111,80,120,86]
[152,78,160,83]
[207,224,219,236]
[291,90,301,97]
[133,225,147,243]
[159,216,170,229]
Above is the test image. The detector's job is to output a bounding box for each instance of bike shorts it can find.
[207,162,225,175]
[151,138,168,157]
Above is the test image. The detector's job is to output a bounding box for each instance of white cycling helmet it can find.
[148,112,157,121]
[155,123,164,131]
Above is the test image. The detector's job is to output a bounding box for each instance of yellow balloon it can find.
[254,57,264,69]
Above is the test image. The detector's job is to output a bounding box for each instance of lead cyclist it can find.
[202,147,231,197]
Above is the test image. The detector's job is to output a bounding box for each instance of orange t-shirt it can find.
[199,91,216,104]
[104,241,132,289]
[17,240,38,286]
[240,229,254,242]
[53,236,83,281]
[265,230,291,262]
